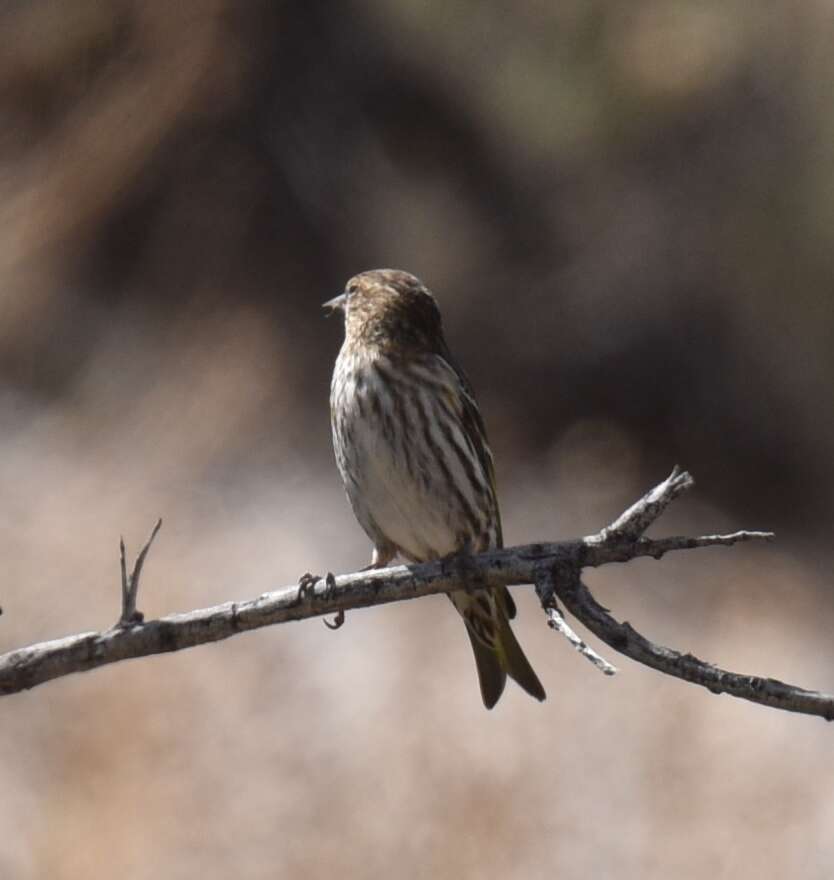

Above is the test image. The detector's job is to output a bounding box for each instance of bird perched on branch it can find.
[325,269,545,708]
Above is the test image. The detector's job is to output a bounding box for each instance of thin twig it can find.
[536,566,617,675]
[119,538,128,618]
[535,569,617,675]
[544,606,618,676]
[117,519,162,627]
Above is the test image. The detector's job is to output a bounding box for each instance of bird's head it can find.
[324,269,443,352]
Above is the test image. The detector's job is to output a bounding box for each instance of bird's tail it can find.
[450,587,546,709]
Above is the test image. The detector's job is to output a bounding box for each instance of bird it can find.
[325,268,545,709]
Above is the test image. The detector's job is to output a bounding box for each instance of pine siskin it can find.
[325,269,545,709]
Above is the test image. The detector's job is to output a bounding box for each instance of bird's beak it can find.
[322,293,346,314]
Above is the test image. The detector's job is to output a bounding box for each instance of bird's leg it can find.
[360,543,397,571]
[325,543,397,629]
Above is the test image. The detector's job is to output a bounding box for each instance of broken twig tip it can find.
[543,600,618,676]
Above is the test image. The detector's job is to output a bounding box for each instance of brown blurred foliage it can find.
[1,2,833,878]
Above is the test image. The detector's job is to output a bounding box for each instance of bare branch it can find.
[0,468,827,721]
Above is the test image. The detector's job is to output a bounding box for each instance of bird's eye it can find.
[347,282,359,296]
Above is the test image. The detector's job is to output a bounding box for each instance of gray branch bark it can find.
[1,467,830,720]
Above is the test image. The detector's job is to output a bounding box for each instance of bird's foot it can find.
[298,572,342,627]
[297,572,320,602]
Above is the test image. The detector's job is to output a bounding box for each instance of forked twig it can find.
[117,519,163,627]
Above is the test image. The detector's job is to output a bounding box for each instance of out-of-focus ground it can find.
[1,2,833,878]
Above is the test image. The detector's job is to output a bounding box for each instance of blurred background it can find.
[1,1,833,877]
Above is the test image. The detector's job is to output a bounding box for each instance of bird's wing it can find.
[432,342,504,551]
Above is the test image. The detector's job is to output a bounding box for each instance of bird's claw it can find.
[324,608,345,630]
[321,573,344,629]
[297,572,320,602]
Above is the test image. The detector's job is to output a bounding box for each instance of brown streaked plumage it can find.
[326,268,545,708]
